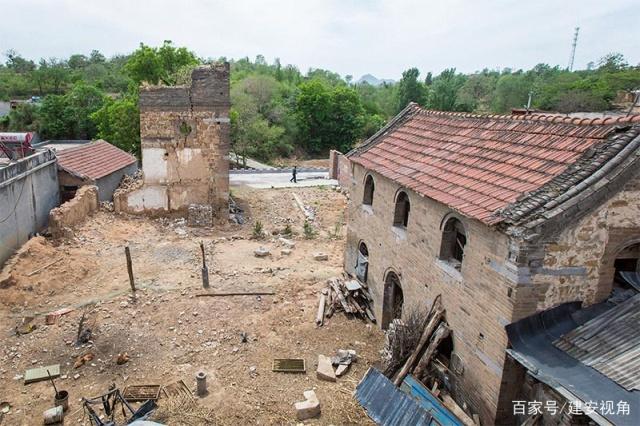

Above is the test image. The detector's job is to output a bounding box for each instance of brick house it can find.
[343,103,640,425]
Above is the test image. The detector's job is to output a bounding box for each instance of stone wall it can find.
[116,63,230,216]
[49,185,98,238]
[0,150,59,266]
[329,150,353,192]
[344,163,515,424]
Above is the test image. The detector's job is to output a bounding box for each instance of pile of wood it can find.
[392,294,449,385]
[316,277,376,326]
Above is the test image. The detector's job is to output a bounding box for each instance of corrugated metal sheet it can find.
[506,301,639,426]
[355,368,433,426]
[400,375,464,426]
[554,293,640,391]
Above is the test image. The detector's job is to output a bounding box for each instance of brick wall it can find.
[329,150,353,191]
[344,163,515,424]
[118,63,230,215]
[49,185,98,238]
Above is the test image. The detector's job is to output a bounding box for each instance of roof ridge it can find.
[418,107,640,127]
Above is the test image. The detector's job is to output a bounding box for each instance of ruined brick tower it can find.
[115,63,230,215]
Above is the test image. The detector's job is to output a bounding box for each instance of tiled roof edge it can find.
[347,102,421,158]
[499,126,640,231]
[419,109,640,126]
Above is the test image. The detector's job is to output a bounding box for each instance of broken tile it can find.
[316,355,336,382]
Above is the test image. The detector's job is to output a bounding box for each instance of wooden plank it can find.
[24,364,60,384]
[27,258,62,277]
[413,323,451,380]
[442,394,476,426]
[316,294,326,326]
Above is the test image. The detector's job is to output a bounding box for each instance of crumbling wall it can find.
[117,63,230,217]
[344,163,514,424]
[329,150,353,191]
[49,185,99,238]
[526,175,640,311]
[0,150,59,266]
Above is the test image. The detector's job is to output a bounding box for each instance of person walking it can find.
[290,165,297,183]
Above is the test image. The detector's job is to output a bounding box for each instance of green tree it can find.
[91,93,140,154]
[295,80,364,154]
[427,68,467,111]
[395,68,425,112]
[38,94,73,139]
[124,41,198,85]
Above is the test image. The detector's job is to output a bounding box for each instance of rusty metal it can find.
[272,358,306,373]
[122,384,161,402]
[162,379,194,401]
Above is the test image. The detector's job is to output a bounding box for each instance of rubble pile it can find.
[321,277,376,324]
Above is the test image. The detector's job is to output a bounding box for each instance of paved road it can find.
[230,170,337,189]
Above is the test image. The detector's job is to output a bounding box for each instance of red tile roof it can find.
[56,140,137,180]
[349,104,640,225]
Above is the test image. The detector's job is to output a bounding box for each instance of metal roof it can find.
[554,293,640,392]
[506,300,639,426]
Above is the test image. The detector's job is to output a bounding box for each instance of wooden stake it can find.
[125,246,135,293]
[200,241,209,289]
[413,322,451,380]
[316,293,326,326]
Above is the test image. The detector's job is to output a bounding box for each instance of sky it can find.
[1,0,638,80]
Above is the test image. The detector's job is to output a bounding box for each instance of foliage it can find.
[395,68,425,112]
[427,68,467,111]
[124,41,199,85]
[303,220,316,239]
[90,92,140,155]
[252,220,265,239]
[295,80,364,154]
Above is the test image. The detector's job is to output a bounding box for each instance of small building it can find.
[343,103,640,425]
[56,140,137,202]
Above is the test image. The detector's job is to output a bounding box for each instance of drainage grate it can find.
[272,358,306,373]
[122,385,161,402]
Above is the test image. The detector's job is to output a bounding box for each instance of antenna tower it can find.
[568,27,580,71]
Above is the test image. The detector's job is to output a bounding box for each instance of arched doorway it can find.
[382,271,404,329]
[613,242,640,291]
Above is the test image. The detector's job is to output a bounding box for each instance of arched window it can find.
[382,271,404,329]
[440,217,467,270]
[393,191,410,228]
[363,175,375,205]
[356,242,369,283]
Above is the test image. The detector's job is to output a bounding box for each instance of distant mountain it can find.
[356,74,395,86]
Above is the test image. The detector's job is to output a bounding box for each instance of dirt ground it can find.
[0,186,383,425]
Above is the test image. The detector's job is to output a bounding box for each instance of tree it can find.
[598,53,628,73]
[38,94,73,139]
[295,80,364,154]
[395,68,425,112]
[427,68,467,111]
[91,93,140,155]
[124,41,198,85]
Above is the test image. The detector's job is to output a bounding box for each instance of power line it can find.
[568,27,580,71]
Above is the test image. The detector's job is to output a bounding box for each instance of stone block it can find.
[294,390,320,420]
[313,252,329,261]
[254,247,270,257]
[316,355,336,382]
[281,249,292,256]
[279,237,296,248]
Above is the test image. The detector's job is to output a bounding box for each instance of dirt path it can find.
[0,187,381,425]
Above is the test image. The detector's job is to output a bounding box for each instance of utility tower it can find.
[568,27,580,71]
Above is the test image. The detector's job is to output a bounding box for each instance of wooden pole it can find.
[200,241,209,289]
[125,246,135,293]
[393,294,443,386]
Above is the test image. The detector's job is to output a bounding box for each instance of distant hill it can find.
[356,74,395,86]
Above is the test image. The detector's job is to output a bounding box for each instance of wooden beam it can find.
[196,291,275,297]
[413,322,451,380]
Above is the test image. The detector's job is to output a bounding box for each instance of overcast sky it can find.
[1,0,638,80]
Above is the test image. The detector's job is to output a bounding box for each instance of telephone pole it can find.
[568,27,580,71]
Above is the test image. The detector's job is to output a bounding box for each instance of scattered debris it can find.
[116,352,130,365]
[74,352,94,369]
[24,364,60,384]
[294,390,321,420]
[323,277,376,324]
[278,237,295,248]
[82,386,157,425]
[272,358,306,373]
[76,311,92,345]
[122,384,162,402]
[335,364,349,377]
[281,248,292,256]
[240,331,248,343]
[162,380,194,402]
[43,406,64,425]
[196,290,275,297]
[316,354,336,382]
[188,204,214,227]
[27,257,62,277]
[254,246,270,257]
[15,316,36,335]
[316,291,327,326]
[313,252,329,261]
[45,307,74,325]
[229,196,244,224]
